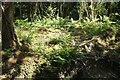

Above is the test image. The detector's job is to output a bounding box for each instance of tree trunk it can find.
[2,2,19,50]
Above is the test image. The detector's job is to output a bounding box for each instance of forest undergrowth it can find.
[1,17,120,79]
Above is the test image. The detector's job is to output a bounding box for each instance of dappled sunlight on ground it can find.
[2,23,120,79]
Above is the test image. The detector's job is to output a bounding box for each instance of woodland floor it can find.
[1,25,120,79]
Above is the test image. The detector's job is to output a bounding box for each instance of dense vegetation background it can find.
[1,2,120,79]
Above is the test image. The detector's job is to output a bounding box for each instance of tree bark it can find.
[2,2,19,50]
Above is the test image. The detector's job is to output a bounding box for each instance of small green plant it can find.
[2,49,12,56]
[15,19,32,29]
[44,43,84,67]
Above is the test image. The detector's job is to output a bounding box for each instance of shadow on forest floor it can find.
[2,51,36,79]
[34,27,120,79]
[1,26,120,79]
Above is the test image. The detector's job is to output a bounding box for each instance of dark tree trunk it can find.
[2,2,19,50]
